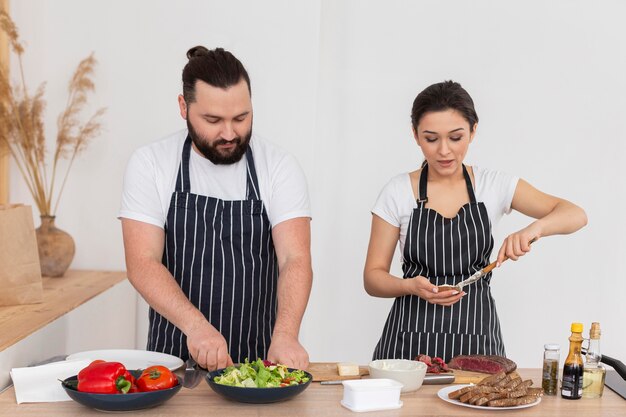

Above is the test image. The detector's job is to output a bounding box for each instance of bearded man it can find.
[119,46,312,371]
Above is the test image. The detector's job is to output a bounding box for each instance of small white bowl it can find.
[341,378,403,412]
[368,359,427,393]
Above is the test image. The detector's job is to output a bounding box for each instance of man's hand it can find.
[186,320,234,371]
[267,332,309,370]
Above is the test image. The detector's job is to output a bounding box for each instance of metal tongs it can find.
[445,238,537,292]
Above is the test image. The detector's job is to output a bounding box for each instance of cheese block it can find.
[337,362,360,376]
[308,362,369,381]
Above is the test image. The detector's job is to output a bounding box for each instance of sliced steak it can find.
[447,355,517,374]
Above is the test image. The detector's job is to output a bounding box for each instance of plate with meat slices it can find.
[438,384,542,410]
[437,371,544,410]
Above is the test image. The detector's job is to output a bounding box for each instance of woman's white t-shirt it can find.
[119,129,311,228]
[372,166,519,256]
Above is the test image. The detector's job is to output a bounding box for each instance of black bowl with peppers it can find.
[61,367,182,412]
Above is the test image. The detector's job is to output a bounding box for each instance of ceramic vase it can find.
[35,215,75,277]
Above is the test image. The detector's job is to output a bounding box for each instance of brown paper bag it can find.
[0,204,43,305]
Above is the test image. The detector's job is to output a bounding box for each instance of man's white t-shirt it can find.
[119,129,311,228]
[372,166,519,256]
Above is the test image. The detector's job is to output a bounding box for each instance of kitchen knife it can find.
[452,262,498,291]
[181,358,207,389]
[443,238,537,292]
[320,373,455,385]
[423,373,455,385]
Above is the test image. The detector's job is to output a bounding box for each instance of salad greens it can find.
[214,359,310,388]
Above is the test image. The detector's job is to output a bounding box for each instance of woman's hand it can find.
[406,276,465,306]
[496,224,541,265]
[499,178,587,267]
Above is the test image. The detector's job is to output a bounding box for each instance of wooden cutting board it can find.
[452,369,522,384]
[308,362,369,382]
[308,362,495,384]
[451,369,492,384]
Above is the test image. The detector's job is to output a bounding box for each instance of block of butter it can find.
[337,362,360,377]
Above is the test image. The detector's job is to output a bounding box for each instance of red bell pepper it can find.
[77,360,132,394]
[136,366,178,391]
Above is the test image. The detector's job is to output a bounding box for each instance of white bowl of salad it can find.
[206,359,312,403]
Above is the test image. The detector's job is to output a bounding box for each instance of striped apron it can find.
[373,164,505,363]
[147,136,278,363]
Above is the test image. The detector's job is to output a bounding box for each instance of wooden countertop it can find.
[0,270,127,352]
[0,369,622,416]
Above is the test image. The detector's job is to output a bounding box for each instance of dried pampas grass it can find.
[0,10,105,216]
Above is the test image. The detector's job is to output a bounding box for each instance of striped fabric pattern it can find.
[373,164,504,363]
[148,136,278,363]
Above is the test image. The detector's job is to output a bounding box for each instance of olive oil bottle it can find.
[582,322,606,398]
[561,322,584,399]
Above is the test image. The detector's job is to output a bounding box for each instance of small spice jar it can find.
[542,344,560,395]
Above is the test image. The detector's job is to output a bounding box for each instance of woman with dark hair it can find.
[364,81,587,362]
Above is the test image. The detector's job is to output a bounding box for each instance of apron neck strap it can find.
[417,164,429,204]
[417,163,477,204]
[175,135,193,192]
[462,164,477,203]
[245,147,261,200]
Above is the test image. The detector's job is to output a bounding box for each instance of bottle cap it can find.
[571,322,583,333]
[590,322,601,339]
[544,343,560,350]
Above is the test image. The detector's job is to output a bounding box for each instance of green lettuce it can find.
[214,358,310,388]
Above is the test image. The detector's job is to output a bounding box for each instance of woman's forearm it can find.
[364,269,410,298]
[533,199,588,237]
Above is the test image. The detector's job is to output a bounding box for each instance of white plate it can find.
[66,349,184,371]
[437,384,542,410]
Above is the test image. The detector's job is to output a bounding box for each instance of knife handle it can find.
[482,261,498,274]
[493,238,537,268]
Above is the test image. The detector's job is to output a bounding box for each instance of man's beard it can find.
[187,119,251,165]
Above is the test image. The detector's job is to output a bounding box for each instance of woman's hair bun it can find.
[186,46,210,60]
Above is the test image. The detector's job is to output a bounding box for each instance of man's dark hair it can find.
[182,46,251,103]
[411,80,478,132]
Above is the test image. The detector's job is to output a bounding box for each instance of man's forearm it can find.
[272,257,313,338]
[127,259,207,336]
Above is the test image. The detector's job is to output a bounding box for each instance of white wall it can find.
[8,0,625,368]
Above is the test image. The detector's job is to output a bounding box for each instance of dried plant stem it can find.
[51,143,77,215]
[0,11,104,216]
[1,73,46,210]
[1,136,37,200]
[47,83,77,209]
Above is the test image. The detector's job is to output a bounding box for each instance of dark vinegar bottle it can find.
[561,322,584,399]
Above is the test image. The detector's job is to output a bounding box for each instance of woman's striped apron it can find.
[373,164,505,362]
[148,135,278,362]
